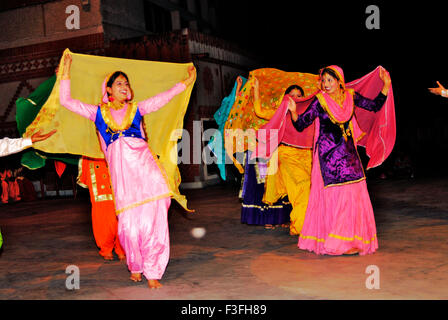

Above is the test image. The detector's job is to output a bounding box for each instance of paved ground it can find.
[1,176,448,300]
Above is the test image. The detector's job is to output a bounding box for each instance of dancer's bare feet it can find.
[117,254,126,261]
[103,253,114,261]
[343,248,360,255]
[130,273,142,282]
[148,279,163,289]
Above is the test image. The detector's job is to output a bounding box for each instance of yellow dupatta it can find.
[224,68,319,173]
[24,49,195,211]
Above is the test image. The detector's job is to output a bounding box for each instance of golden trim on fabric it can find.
[116,192,172,214]
[100,101,138,132]
[27,98,37,106]
[317,91,355,141]
[254,161,266,184]
[242,201,291,211]
[300,233,377,244]
[323,176,366,188]
[76,158,88,189]
[89,162,113,202]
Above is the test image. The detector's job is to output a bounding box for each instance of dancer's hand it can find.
[379,67,391,95]
[236,76,243,96]
[237,76,243,87]
[253,77,260,101]
[182,66,196,87]
[428,81,446,96]
[31,129,57,143]
[288,96,298,121]
[287,96,297,113]
[61,52,72,80]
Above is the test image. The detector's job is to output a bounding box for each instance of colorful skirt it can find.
[241,152,291,226]
[298,147,378,255]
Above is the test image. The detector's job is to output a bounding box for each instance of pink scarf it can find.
[251,93,316,160]
[346,66,396,169]
[252,65,395,170]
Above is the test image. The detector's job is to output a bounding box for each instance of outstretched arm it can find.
[0,130,57,157]
[139,66,196,115]
[354,66,391,113]
[0,137,32,157]
[429,81,448,97]
[59,53,98,121]
[354,92,387,113]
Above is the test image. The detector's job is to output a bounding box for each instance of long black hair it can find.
[320,67,340,81]
[285,84,304,97]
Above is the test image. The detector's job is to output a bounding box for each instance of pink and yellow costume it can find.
[292,66,395,255]
[59,77,186,279]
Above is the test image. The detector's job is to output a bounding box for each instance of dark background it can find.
[215,1,448,178]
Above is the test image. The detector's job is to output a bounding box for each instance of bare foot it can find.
[103,253,114,261]
[343,248,360,255]
[148,279,163,289]
[130,273,142,282]
[117,254,126,261]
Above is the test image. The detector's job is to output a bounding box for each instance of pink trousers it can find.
[117,197,171,280]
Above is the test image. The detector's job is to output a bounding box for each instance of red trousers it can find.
[78,157,124,257]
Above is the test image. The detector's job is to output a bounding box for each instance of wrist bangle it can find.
[442,90,447,97]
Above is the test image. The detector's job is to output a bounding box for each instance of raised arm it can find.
[59,53,97,121]
[354,91,387,113]
[138,65,196,116]
[354,66,390,113]
[253,77,276,120]
[138,82,186,115]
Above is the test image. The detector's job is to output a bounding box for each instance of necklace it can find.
[108,101,126,110]
[100,101,138,132]
[328,89,345,107]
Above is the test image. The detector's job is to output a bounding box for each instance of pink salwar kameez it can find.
[60,79,186,280]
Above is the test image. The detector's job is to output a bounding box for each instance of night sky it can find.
[215,1,448,175]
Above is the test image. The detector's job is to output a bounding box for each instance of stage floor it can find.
[1,177,448,300]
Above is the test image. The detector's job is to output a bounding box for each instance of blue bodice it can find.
[95,105,145,149]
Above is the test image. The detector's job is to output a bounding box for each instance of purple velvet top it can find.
[292,92,386,186]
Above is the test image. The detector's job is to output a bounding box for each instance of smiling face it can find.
[106,74,130,103]
[321,72,340,95]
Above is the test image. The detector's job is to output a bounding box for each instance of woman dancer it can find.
[240,78,293,230]
[289,65,392,255]
[252,78,313,234]
[60,53,196,288]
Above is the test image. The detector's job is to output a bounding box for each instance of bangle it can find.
[442,90,448,97]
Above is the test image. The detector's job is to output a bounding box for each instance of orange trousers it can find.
[78,157,124,257]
